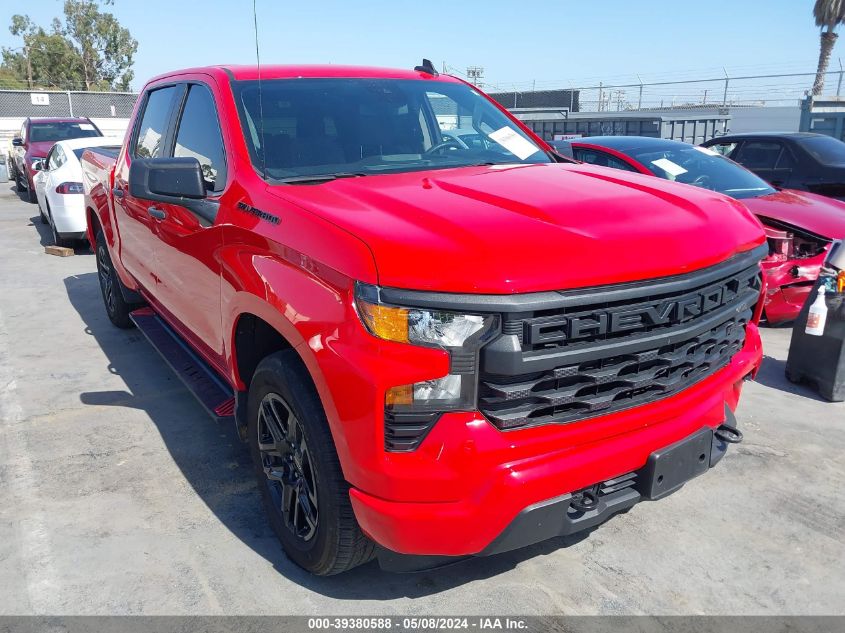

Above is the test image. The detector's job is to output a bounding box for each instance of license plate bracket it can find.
[639,427,713,500]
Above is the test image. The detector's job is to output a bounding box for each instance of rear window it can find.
[798,135,845,165]
[29,122,102,142]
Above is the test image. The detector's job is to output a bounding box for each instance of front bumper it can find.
[376,412,741,572]
[347,324,762,561]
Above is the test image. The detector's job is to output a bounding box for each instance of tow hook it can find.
[714,424,743,444]
[570,488,600,513]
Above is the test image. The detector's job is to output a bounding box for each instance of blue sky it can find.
[0,0,831,91]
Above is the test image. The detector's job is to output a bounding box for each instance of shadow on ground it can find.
[753,353,825,401]
[27,210,91,253]
[64,271,600,599]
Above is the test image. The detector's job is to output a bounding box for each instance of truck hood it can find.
[27,141,57,158]
[268,163,765,293]
[742,189,845,239]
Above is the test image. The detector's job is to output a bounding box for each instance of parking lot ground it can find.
[0,181,843,616]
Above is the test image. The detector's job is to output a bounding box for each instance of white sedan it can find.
[33,136,122,247]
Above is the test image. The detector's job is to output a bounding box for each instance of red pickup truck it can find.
[82,62,767,575]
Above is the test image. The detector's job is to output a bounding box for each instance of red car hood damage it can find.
[269,163,765,293]
[743,189,845,238]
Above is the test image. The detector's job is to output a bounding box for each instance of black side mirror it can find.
[33,159,44,171]
[12,137,23,147]
[128,157,218,224]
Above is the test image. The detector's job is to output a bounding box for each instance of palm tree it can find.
[813,0,845,95]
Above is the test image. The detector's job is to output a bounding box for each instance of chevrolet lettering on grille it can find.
[526,281,741,345]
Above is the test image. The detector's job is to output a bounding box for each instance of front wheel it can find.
[248,350,375,575]
[95,228,137,329]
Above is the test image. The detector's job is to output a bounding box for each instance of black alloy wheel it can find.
[257,392,319,542]
[97,240,117,316]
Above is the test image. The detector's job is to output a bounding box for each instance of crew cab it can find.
[82,63,766,575]
[10,117,102,202]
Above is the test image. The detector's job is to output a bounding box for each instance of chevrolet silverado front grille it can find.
[478,247,764,431]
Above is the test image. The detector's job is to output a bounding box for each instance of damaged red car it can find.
[558,136,845,323]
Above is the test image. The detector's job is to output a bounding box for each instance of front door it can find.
[141,81,228,369]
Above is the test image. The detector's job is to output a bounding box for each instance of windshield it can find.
[625,144,775,199]
[29,122,101,143]
[232,78,550,181]
[798,135,845,165]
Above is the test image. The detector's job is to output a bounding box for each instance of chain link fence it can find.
[486,69,845,113]
[0,89,137,118]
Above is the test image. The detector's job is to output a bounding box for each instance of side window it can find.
[575,148,637,172]
[735,141,782,169]
[776,148,795,170]
[134,85,180,159]
[53,146,66,169]
[46,147,59,170]
[707,142,737,157]
[173,84,227,192]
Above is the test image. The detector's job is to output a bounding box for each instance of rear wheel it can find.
[48,205,68,248]
[95,228,137,329]
[15,171,24,193]
[248,350,375,575]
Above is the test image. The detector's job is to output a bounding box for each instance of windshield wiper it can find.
[276,172,368,185]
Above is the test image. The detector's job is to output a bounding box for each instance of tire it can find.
[95,227,137,329]
[248,350,375,575]
[15,171,25,193]
[27,179,37,203]
[38,198,47,224]
[49,208,68,248]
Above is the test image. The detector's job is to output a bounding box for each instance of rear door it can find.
[146,81,228,367]
[114,83,185,288]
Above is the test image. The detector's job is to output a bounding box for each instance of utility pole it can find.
[598,82,603,112]
[636,73,643,110]
[466,66,484,87]
[25,45,33,89]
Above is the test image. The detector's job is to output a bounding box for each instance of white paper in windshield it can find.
[79,123,95,130]
[651,158,688,176]
[488,127,540,160]
[694,146,719,156]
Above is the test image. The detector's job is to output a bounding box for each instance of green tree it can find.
[813,0,845,95]
[0,1,137,91]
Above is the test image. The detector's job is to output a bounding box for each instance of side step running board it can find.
[130,308,235,425]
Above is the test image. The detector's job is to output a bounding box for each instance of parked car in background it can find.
[8,117,103,203]
[33,137,122,247]
[561,136,845,323]
[701,132,845,200]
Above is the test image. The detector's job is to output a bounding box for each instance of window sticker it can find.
[651,158,688,176]
[488,126,540,160]
[79,123,95,131]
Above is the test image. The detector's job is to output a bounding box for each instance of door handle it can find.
[112,187,124,198]
[147,206,167,220]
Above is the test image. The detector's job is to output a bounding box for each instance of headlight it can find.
[354,282,499,415]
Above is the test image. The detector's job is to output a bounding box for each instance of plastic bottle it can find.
[805,286,828,336]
